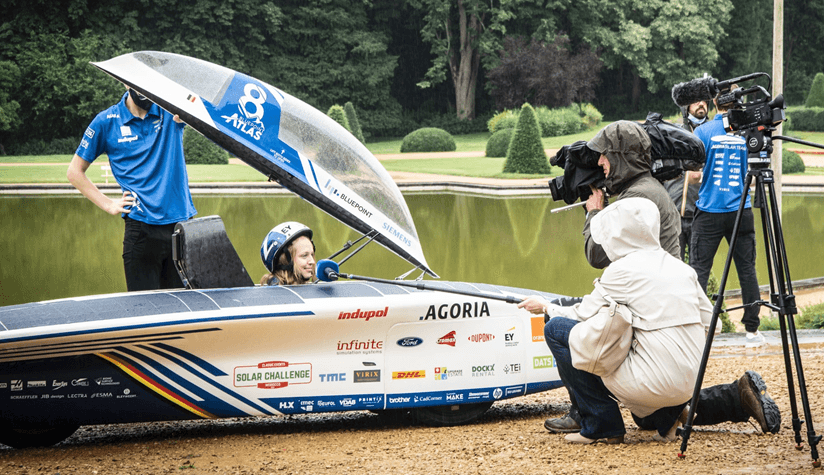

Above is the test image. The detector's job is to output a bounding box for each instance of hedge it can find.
[487,103,602,137]
[786,107,824,131]
[782,149,805,174]
[400,127,456,153]
[344,102,365,143]
[805,72,824,108]
[485,128,514,158]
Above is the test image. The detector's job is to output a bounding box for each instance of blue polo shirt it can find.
[694,114,751,213]
[76,92,196,225]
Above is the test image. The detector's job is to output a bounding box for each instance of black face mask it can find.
[129,88,153,111]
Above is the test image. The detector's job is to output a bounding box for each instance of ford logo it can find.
[397,337,423,347]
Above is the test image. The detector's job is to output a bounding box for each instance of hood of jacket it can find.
[591,197,661,262]
[586,120,652,194]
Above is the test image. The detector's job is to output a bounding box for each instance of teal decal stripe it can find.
[151,342,227,377]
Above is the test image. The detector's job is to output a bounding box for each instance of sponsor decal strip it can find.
[96,352,214,419]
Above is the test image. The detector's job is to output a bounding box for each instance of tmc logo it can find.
[319,373,346,382]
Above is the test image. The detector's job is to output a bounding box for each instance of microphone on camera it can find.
[671,77,719,108]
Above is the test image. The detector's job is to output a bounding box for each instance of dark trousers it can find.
[123,217,183,291]
[545,317,627,439]
[679,215,693,262]
[689,208,761,333]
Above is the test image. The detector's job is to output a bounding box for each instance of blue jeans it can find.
[544,317,626,439]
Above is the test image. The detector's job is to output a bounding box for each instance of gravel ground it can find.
[1,338,823,474]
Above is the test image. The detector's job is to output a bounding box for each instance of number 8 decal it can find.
[239,83,267,121]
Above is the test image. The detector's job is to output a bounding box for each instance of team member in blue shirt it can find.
[68,87,197,291]
[691,85,764,347]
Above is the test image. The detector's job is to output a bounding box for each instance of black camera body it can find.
[548,141,604,205]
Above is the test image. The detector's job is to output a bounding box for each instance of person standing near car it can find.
[68,87,196,291]
[690,85,765,347]
[663,99,709,261]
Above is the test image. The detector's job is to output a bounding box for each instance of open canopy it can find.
[93,51,436,278]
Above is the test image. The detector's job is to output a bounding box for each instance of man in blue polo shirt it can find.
[691,85,764,347]
[68,87,196,291]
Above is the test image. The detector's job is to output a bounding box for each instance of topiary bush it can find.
[400,127,456,153]
[503,103,550,174]
[485,127,514,157]
[327,104,351,132]
[183,127,229,164]
[782,148,805,174]
[344,102,365,143]
[805,72,824,108]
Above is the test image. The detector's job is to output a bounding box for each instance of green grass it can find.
[380,156,561,179]
[0,154,82,163]
[0,163,265,184]
[782,130,824,150]
[364,125,614,155]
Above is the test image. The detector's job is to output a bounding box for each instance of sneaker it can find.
[745,330,767,348]
[564,432,624,445]
[544,414,582,433]
[738,370,781,433]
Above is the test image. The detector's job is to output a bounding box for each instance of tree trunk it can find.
[631,71,641,112]
[449,0,480,120]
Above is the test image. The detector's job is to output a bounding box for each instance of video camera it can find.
[672,72,786,165]
[547,141,604,205]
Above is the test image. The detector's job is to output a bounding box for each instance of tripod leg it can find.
[761,174,821,465]
[679,172,754,458]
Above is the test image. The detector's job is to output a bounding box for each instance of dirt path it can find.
[1,337,823,474]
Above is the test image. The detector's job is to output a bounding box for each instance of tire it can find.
[413,402,493,427]
[0,423,80,448]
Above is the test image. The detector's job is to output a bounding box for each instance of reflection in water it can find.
[1,193,823,307]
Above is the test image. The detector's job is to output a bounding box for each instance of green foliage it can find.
[707,273,735,333]
[183,128,229,165]
[782,149,805,174]
[786,108,824,132]
[344,102,365,143]
[503,103,550,174]
[418,112,493,136]
[805,73,824,108]
[327,105,352,132]
[400,127,456,153]
[488,110,518,134]
[13,138,78,156]
[535,107,583,137]
[485,128,514,158]
[760,303,824,331]
[576,103,603,129]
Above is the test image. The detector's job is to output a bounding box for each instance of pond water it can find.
[1,193,823,307]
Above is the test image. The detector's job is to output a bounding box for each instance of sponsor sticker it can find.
[437,331,457,346]
[353,370,381,383]
[337,339,383,355]
[471,365,495,377]
[533,355,556,369]
[397,337,423,347]
[420,302,490,321]
[504,327,519,347]
[531,317,545,342]
[392,370,425,380]
[503,363,521,375]
[434,367,463,380]
[338,307,388,322]
[234,361,312,389]
[467,333,495,343]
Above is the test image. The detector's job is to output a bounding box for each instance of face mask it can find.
[688,114,707,126]
[129,88,153,111]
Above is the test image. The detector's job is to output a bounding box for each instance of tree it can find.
[327,105,351,132]
[412,0,520,120]
[0,61,21,154]
[486,35,602,110]
[344,102,366,143]
[503,103,549,174]
[562,0,731,110]
[806,73,824,108]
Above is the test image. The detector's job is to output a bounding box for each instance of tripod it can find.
[678,129,822,467]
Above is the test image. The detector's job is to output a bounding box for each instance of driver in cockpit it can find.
[260,221,316,286]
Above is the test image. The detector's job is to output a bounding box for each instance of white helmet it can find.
[260,221,313,273]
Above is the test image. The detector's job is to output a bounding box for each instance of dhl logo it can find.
[392,370,426,379]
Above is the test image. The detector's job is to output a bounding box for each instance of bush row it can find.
[487,103,602,137]
[786,107,824,132]
[183,127,229,164]
[11,137,78,156]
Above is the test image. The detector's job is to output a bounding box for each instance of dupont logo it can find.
[338,307,388,321]
[468,333,495,343]
[392,371,425,379]
[437,331,457,346]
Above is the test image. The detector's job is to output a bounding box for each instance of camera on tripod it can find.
[547,141,604,205]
